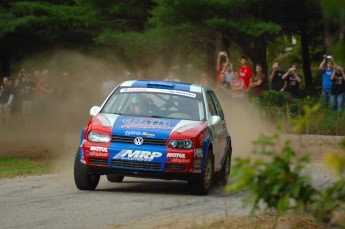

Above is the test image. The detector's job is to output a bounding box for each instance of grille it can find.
[165,164,186,171]
[112,160,162,171]
[112,135,167,146]
[89,158,108,166]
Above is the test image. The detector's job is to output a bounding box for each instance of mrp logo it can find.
[166,153,186,158]
[113,150,162,162]
[90,146,108,153]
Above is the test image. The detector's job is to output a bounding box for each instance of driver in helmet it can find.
[130,95,149,115]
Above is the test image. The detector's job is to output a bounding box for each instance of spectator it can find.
[195,72,210,87]
[119,70,131,82]
[57,72,73,99]
[319,55,335,102]
[269,61,286,91]
[20,74,36,129]
[136,69,146,80]
[238,56,253,89]
[37,70,54,122]
[100,74,117,97]
[230,71,245,98]
[216,51,230,83]
[0,76,15,129]
[215,72,231,97]
[248,64,266,98]
[164,69,180,82]
[330,66,345,112]
[281,65,303,98]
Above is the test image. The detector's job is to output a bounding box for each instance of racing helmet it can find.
[130,94,149,114]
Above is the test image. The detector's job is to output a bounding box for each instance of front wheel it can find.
[188,152,214,195]
[74,150,100,190]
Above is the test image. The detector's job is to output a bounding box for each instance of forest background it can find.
[0,0,344,96]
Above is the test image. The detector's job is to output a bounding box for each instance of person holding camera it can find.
[330,66,345,112]
[281,65,302,98]
[269,61,286,91]
[216,51,231,83]
[319,55,335,103]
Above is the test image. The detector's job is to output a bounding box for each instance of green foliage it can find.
[228,134,317,214]
[256,91,345,135]
[227,104,345,228]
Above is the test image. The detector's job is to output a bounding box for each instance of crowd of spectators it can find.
[1,53,344,131]
[211,50,345,112]
[0,68,95,131]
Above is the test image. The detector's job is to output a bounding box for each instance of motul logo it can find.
[90,146,108,152]
[167,153,186,158]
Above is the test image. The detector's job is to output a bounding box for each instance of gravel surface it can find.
[0,99,343,229]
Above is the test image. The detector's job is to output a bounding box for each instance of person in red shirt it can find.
[238,56,253,89]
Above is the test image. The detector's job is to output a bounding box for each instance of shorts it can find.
[23,100,34,116]
[0,103,11,118]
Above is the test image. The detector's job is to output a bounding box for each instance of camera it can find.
[290,67,296,71]
[323,54,332,59]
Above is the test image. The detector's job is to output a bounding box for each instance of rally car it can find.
[74,80,232,195]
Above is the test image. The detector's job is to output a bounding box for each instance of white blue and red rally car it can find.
[74,80,232,195]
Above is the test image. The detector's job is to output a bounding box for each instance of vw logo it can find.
[134,137,144,146]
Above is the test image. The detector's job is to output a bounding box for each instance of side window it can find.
[206,92,217,116]
[209,91,225,120]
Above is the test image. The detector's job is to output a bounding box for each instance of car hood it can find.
[89,113,206,139]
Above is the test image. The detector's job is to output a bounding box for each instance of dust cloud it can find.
[0,50,276,173]
[220,97,276,159]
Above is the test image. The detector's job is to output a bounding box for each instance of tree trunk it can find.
[0,39,11,76]
[300,28,312,93]
[252,36,268,78]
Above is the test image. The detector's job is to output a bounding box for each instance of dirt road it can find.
[0,100,342,229]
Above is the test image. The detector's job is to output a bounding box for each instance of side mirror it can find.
[90,106,101,116]
[210,115,221,125]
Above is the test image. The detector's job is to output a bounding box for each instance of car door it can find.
[205,91,224,170]
[208,90,228,170]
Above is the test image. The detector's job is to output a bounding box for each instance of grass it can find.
[0,157,54,179]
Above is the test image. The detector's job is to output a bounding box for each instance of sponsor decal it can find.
[120,88,196,98]
[168,158,192,163]
[113,150,162,162]
[166,152,186,158]
[176,123,200,134]
[121,118,173,129]
[96,114,112,127]
[90,146,108,152]
[125,130,155,137]
[142,131,155,137]
[89,152,108,157]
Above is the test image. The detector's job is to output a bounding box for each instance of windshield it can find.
[101,87,205,121]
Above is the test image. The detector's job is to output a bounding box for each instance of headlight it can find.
[168,139,193,149]
[87,131,111,143]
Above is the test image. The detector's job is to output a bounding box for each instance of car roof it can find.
[119,80,207,93]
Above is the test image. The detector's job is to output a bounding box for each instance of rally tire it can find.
[106,174,124,183]
[74,150,100,190]
[214,149,231,186]
[188,152,214,195]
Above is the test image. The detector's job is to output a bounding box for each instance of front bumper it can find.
[84,164,202,182]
